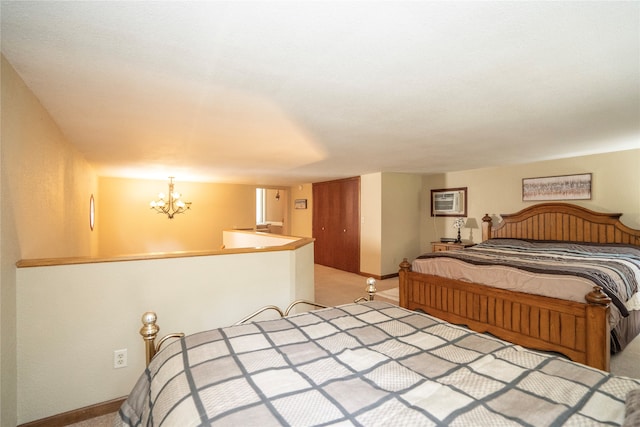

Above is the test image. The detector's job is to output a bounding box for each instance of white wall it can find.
[223,230,298,248]
[16,243,314,424]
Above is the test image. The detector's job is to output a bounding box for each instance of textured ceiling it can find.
[2,1,639,185]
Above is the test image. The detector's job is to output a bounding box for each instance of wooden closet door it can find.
[312,177,360,274]
[334,177,360,273]
[312,182,331,266]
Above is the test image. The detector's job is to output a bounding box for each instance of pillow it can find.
[624,389,640,427]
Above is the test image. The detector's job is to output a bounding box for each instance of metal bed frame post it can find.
[354,277,377,303]
[140,311,184,366]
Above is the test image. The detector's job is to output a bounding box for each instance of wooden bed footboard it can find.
[399,260,612,371]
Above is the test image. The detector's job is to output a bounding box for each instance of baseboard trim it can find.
[18,397,126,427]
[358,272,399,281]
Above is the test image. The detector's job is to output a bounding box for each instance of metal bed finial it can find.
[140,311,184,366]
[354,277,377,303]
[140,312,159,366]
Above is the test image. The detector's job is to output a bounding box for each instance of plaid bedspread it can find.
[117,302,639,426]
[417,239,640,317]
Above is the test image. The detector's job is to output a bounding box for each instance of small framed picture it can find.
[294,199,307,209]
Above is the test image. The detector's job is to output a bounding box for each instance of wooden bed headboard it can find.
[481,202,640,245]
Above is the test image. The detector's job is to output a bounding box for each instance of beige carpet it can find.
[67,412,115,427]
[376,287,399,301]
[313,264,399,307]
[611,331,640,379]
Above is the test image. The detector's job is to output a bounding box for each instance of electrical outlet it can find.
[114,349,127,369]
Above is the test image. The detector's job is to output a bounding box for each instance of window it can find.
[256,188,266,224]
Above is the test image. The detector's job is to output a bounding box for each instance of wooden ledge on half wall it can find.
[16,236,315,268]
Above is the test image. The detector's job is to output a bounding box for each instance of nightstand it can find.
[431,242,475,252]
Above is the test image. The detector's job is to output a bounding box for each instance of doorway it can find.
[256,188,289,235]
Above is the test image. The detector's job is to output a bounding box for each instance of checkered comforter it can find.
[117,301,639,426]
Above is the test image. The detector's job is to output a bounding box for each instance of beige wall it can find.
[1,57,98,260]
[381,173,422,275]
[420,149,640,255]
[1,56,98,426]
[264,188,285,225]
[289,183,313,237]
[361,172,422,277]
[360,174,382,276]
[98,177,257,256]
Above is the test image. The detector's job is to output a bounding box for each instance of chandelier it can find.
[149,177,192,219]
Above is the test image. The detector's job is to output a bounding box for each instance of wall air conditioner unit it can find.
[431,187,467,216]
[434,192,460,213]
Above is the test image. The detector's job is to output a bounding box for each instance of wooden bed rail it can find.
[398,259,612,371]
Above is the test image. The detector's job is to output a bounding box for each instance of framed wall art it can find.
[522,173,592,201]
[294,199,307,209]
